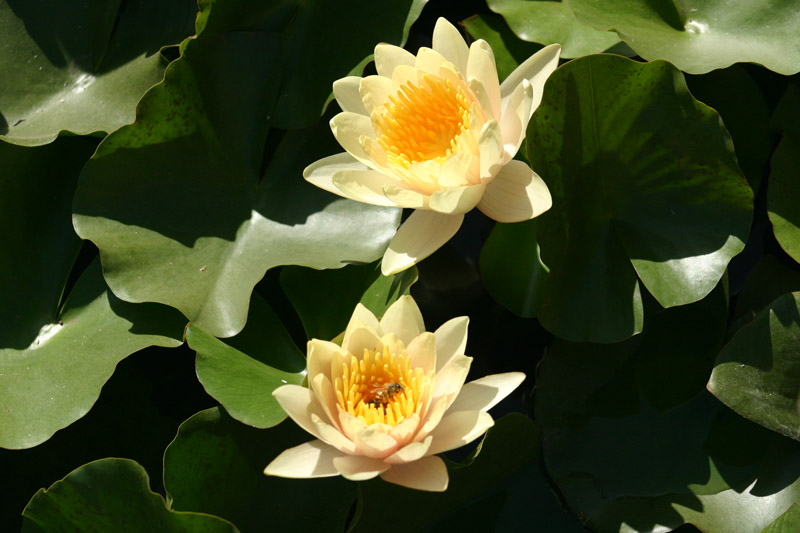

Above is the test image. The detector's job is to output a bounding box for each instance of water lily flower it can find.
[304,18,560,275]
[264,296,525,491]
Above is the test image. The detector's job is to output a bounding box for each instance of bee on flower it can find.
[304,18,561,275]
[264,296,525,491]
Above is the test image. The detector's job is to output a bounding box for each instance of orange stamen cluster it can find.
[334,345,427,426]
[375,73,472,170]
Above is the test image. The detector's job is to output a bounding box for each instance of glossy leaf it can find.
[768,84,800,264]
[566,0,800,74]
[0,259,185,450]
[280,263,417,341]
[763,504,800,533]
[709,292,800,441]
[187,321,304,429]
[488,0,623,58]
[0,0,197,146]
[163,407,357,533]
[528,54,752,342]
[72,32,401,339]
[22,458,236,532]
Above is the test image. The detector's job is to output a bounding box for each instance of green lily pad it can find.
[732,255,800,333]
[72,32,401,339]
[768,84,800,265]
[0,259,185,450]
[0,0,197,146]
[566,0,800,75]
[163,407,357,533]
[462,14,544,83]
[186,302,306,429]
[763,504,800,533]
[708,292,800,441]
[527,54,752,342]
[487,0,623,58]
[22,458,236,532]
[280,263,417,341]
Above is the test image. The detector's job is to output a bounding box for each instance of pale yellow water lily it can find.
[304,18,560,275]
[264,296,525,491]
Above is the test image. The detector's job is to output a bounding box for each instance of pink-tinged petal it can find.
[339,410,368,442]
[448,372,526,413]
[415,47,449,76]
[375,43,415,78]
[478,120,504,180]
[353,425,400,459]
[429,183,486,215]
[272,385,327,441]
[332,169,402,207]
[383,182,431,209]
[427,410,494,455]
[264,440,343,478]
[406,332,436,373]
[432,18,469,74]
[433,354,472,402]
[415,396,449,442]
[390,413,421,445]
[333,455,390,481]
[477,160,552,222]
[311,373,341,431]
[333,76,368,115]
[433,316,469,372]
[307,339,340,384]
[381,210,464,276]
[500,44,560,117]
[345,303,380,335]
[379,295,425,345]
[303,153,369,197]
[330,112,378,167]
[342,322,382,356]
[385,435,433,464]
[466,40,501,121]
[379,455,449,492]
[499,80,533,163]
[312,414,357,454]
[359,75,394,115]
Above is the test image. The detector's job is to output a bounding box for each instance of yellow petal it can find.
[381,210,464,275]
[437,150,478,188]
[359,75,394,115]
[332,454,390,480]
[382,182,430,209]
[447,372,526,413]
[303,153,369,198]
[341,322,382,356]
[406,331,436,373]
[379,455,449,492]
[307,339,340,385]
[333,76,368,115]
[433,316,469,372]
[429,183,486,214]
[432,17,469,74]
[344,303,380,336]
[466,40,501,121]
[427,410,494,455]
[477,160,552,222]
[264,440,342,478]
[384,435,433,464]
[332,169,402,207]
[330,112,379,169]
[499,80,533,163]
[272,385,328,441]
[375,43,415,78]
[415,47,449,76]
[380,295,426,346]
[311,374,342,433]
[500,43,561,118]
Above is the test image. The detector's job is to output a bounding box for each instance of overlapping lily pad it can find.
[487,0,623,58]
[709,292,800,441]
[72,32,402,339]
[0,0,197,146]
[22,458,236,532]
[768,84,800,264]
[527,54,752,342]
[566,0,800,74]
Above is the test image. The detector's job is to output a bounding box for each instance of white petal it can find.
[381,210,464,276]
[383,182,431,209]
[499,80,533,163]
[427,410,494,455]
[272,385,327,441]
[434,316,469,372]
[311,374,341,433]
[353,425,400,458]
[415,47,449,76]
[379,455,449,492]
[359,75,394,115]
[478,120,504,180]
[339,410,368,442]
[448,372,526,413]
[415,396,449,441]
[433,354,472,402]
[477,160,552,222]
[333,76,368,115]
[391,64,420,90]
[307,340,340,386]
[303,153,369,197]
[312,414,357,454]
[433,18,469,74]
[332,454,390,480]
[429,183,486,214]
[345,303,380,336]
[500,44,561,118]
[342,322,382,356]
[385,435,433,464]
[406,332,436,373]
[467,40,501,121]
[330,112,378,167]
[378,332,407,355]
[436,150,478,188]
[375,43,416,78]
[332,169,402,207]
[264,440,343,478]
[380,295,425,345]
[390,413,421,445]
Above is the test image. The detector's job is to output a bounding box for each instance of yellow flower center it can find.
[374,73,472,170]
[334,344,429,427]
